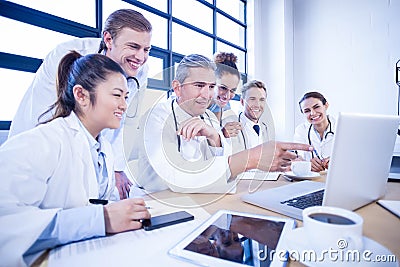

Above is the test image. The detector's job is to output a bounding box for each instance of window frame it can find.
[0,0,247,129]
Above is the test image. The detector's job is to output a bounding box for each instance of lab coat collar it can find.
[63,111,84,135]
[172,98,204,125]
[240,112,258,128]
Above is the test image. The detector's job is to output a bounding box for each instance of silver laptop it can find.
[241,113,400,220]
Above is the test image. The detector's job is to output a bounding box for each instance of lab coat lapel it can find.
[64,114,99,200]
[261,122,269,142]
[98,134,115,200]
[173,101,192,126]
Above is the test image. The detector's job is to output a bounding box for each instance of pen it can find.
[283,175,294,182]
[313,149,322,160]
[89,199,108,205]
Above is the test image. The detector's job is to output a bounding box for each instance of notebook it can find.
[241,113,400,220]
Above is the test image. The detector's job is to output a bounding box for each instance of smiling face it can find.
[78,72,128,137]
[214,72,240,108]
[241,86,267,123]
[174,67,216,117]
[104,27,152,77]
[300,97,329,126]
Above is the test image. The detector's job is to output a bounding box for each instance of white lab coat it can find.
[8,37,148,170]
[230,112,271,154]
[0,112,115,266]
[136,98,234,193]
[293,115,336,161]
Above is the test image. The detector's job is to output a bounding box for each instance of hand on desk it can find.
[311,156,330,172]
[103,198,151,234]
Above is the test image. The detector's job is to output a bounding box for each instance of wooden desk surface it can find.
[35,176,400,267]
[145,175,400,266]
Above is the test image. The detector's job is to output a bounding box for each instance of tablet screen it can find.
[183,213,285,266]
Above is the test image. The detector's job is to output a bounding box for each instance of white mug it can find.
[302,206,364,252]
[291,161,311,176]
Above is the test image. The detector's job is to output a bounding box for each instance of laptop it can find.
[241,113,400,220]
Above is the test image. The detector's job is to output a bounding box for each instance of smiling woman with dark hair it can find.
[0,51,150,266]
[8,9,153,200]
[294,91,336,172]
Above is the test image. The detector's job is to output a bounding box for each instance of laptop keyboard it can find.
[280,189,324,209]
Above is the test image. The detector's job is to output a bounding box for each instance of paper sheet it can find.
[237,169,281,181]
[48,196,210,267]
[377,200,400,218]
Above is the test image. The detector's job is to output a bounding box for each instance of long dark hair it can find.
[40,51,125,123]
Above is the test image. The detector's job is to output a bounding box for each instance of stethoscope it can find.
[171,99,214,152]
[125,76,140,118]
[238,112,268,149]
[308,116,334,158]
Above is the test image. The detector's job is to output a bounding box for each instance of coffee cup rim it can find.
[303,206,363,225]
[291,161,311,166]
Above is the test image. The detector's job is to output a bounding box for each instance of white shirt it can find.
[230,113,270,154]
[293,115,336,161]
[239,113,265,148]
[137,98,233,193]
[8,37,149,171]
[0,112,117,266]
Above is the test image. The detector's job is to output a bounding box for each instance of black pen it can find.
[283,175,294,182]
[89,199,108,205]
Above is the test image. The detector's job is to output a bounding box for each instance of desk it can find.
[144,175,400,266]
[36,175,400,266]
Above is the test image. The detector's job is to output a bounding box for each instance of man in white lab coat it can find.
[230,80,272,154]
[137,54,232,193]
[8,9,152,199]
[136,54,314,193]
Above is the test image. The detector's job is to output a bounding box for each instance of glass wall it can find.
[0,0,247,126]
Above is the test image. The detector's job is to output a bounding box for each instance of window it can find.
[172,23,213,56]
[7,0,96,26]
[0,0,247,126]
[172,0,213,33]
[0,17,75,59]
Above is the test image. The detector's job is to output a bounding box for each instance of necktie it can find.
[253,124,260,136]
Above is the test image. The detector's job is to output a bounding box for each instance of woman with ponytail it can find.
[9,9,153,200]
[0,51,150,266]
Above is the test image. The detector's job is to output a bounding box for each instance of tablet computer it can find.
[169,210,296,267]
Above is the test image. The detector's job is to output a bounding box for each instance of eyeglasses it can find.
[217,84,236,95]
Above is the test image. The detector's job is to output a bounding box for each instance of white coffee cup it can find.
[302,206,364,252]
[291,161,311,176]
